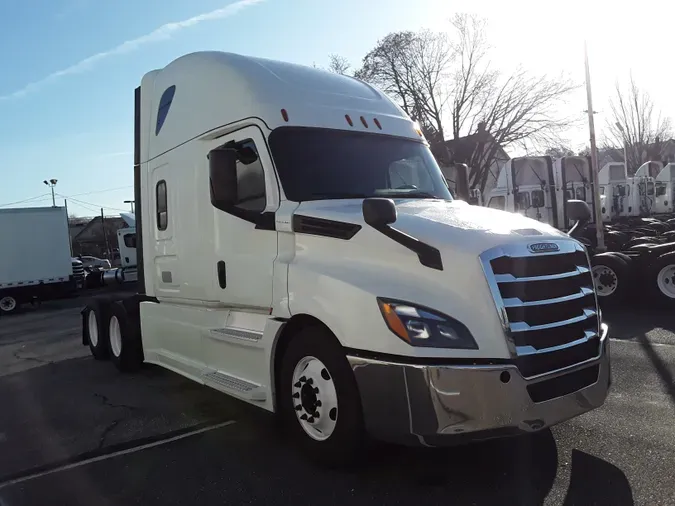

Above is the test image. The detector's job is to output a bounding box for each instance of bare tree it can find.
[354,30,453,155]
[354,32,422,120]
[449,13,495,139]
[349,16,578,191]
[460,68,577,190]
[604,76,672,173]
[544,145,575,158]
[327,54,351,75]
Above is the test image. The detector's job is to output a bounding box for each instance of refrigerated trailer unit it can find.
[82,51,611,464]
[0,206,78,314]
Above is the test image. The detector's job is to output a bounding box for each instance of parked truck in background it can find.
[82,51,610,465]
[0,206,81,315]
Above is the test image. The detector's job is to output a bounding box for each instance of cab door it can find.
[207,125,280,310]
[201,125,280,390]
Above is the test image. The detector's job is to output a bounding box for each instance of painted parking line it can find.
[0,420,236,490]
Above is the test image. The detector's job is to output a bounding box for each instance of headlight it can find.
[376,298,478,349]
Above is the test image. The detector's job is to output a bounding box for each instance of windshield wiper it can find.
[307,192,370,200]
[376,190,439,199]
[306,190,440,200]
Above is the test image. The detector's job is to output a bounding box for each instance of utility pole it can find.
[584,42,606,252]
[101,208,111,260]
[64,199,73,256]
[43,179,58,207]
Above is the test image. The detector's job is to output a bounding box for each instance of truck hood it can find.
[294,198,569,254]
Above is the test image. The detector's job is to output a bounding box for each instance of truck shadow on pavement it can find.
[0,355,635,505]
[349,431,634,506]
[603,306,675,338]
[562,449,634,506]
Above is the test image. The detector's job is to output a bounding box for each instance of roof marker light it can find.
[373,118,382,130]
[345,114,353,126]
[360,116,368,128]
[281,109,289,122]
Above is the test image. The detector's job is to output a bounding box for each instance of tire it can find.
[84,305,109,360]
[0,295,20,315]
[633,227,658,237]
[648,222,669,234]
[591,253,631,306]
[606,230,630,248]
[107,301,143,372]
[279,325,364,467]
[648,251,675,305]
[622,237,658,250]
[610,251,633,265]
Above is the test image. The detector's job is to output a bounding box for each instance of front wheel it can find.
[279,326,364,467]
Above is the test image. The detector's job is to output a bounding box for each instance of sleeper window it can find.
[156,180,168,230]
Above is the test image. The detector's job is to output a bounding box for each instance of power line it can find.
[64,199,101,214]
[1,185,133,209]
[0,193,52,208]
[67,185,133,198]
[56,193,129,213]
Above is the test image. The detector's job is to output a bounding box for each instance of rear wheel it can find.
[85,305,109,360]
[0,295,20,315]
[279,326,364,467]
[107,302,143,372]
[649,251,675,305]
[591,253,631,306]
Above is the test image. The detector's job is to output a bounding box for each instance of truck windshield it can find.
[268,127,453,202]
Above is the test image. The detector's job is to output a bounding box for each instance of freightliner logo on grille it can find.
[527,242,560,254]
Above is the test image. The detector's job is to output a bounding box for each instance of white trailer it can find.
[0,206,78,314]
[82,52,610,465]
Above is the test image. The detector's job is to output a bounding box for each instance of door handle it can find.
[217,261,226,288]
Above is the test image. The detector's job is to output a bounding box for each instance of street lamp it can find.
[43,179,58,207]
[616,122,629,174]
[124,200,135,213]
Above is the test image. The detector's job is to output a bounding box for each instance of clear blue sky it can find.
[0,0,445,216]
[2,0,672,216]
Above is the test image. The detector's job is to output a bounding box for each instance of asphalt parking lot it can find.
[0,296,674,505]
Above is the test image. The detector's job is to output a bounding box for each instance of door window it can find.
[488,196,506,210]
[210,138,267,221]
[156,180,168,230]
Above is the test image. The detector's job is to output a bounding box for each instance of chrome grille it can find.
[480,240,600,379]
[71,263,85,280]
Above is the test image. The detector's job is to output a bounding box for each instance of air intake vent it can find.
[292,215,362,240]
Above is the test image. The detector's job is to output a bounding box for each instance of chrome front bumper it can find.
[347,323,610,447]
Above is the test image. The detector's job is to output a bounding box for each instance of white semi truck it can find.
[0,206,81,314]
[82,51,610,464]
[485,156,598,231]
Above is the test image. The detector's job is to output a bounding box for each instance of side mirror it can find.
[566,199,591,237]
[209,148,238,209]
[567,199,591,222]
[452,163,470,201]
[531,190,545,209]
[363,198,397,228]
